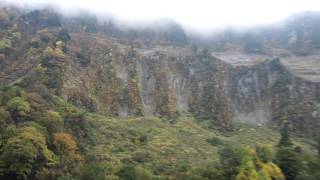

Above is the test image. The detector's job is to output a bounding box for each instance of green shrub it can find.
[131,151,151,163]
[256,144,274,163]
[116,165,136,180]
[207,136,225,146]
[0,38,13,54]
[30,37,41,48]
[0,86,24,105]
[12,32,21,41]
[38,110,64,134]
[43,47,55,60]
[81,163,112,180]
[6,97,30,122]
[116,165,153,180]
[139,134,148,144]
[134,166,153,180]
[39,30,54,42]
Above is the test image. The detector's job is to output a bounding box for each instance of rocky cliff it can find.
[229,58,320,136]
[0,8,319,136]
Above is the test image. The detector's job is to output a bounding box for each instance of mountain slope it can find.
[1,6,320,180]
[0,8,320,136]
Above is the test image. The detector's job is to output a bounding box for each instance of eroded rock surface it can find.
[0,8,320,136]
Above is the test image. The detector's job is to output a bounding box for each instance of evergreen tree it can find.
[278,122,293,147]
[276,147,302,180]
[276,122,302,180]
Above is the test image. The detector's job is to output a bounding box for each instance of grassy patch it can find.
[80,114,316,173]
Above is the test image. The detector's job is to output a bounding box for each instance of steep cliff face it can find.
[61,32,234,127]
[56,31,320,135]
[1,8,320,136]
[229,60,277,125]
[228,58,320,136]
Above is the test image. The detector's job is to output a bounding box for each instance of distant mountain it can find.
[191,11,320,56]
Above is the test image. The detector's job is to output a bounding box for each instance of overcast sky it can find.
[3,0,320,31]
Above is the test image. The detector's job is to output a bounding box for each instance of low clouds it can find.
[2,0,320,31]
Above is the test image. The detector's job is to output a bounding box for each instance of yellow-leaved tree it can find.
[53,132,83,170]
[0,126,55,179]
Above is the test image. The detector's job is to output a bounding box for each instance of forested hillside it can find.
[0,6,320,180]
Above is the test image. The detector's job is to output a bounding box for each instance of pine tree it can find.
[276,122,302,180]
[276,147,301,180]
[278,122,293,147]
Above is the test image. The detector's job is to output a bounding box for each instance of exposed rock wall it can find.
[229,59,320,136]
[0,8,319,136]
[61,31,320,135]
[62,33,234,127]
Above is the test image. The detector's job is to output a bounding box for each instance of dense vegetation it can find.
[0,77,319,179]
[0,6,320,180]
